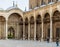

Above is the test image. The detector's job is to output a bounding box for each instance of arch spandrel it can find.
[25,17,28,40]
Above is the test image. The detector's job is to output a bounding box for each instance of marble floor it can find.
[0,40,60,47]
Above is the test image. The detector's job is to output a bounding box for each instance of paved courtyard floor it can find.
[0,40,60,47]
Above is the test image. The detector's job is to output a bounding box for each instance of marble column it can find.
[34,21,36,40]
[28,21,30,40]
[50,17,52,42]
[6,19,8,39]
[4,22,6,39]
[41,17,43,41]
[17,23,19,39]
[23,21,25,40]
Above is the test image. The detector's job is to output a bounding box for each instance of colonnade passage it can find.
[0,11,60,41]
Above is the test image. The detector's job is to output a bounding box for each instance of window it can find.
[48,0,51,3]
[30,4,33,9]
[41,0,45,5]
[48,28,50,38]
[52,0,54,2]
[37,1,39,7]
[56,0,58,2]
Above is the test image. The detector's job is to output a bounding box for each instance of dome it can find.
[7,6,20,10]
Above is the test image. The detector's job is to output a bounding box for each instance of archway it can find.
[8,13,23,39]
[36,15,42,41]
[52,10,60,41]
[25,18,28,40]
[0,16,6,39]
[43,13,50,41]
[30,16,34,40]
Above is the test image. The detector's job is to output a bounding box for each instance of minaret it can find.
[16,1,18,7]
[25,7,26,11]
[13,1,15,7]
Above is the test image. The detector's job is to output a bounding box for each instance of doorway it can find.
[56,28,60,38]
[8,27,15,39]
[47,28,50,38]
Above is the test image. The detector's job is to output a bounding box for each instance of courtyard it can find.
[0,40,60,47]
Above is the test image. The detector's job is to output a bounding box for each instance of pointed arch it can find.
[52,10,60,22]
[36,14,42,41]
[44,13,50,23]
[36,15,41,24]
[52,10,60,41]
[30,16,34,24]
[25,17,28,40]
[25,17,28,25]
[8,13,23,39]
[43,13,50,41]
[30,16,34,40]
[53,10,60,16]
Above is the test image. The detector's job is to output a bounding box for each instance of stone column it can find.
[28,21,30,40]
[34,21,36,40]
[6,19,8,39]
[34,9,36,40]
[50,17,52,42]
[4,22,6,39]
[41,17,43,41]
[23,21,25,40]
[17,23,19,39]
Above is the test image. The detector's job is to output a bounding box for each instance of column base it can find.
[6,38,8,40]
[23,35,25,40]
[23,38,25,40]
[50,38,52,42]
[34,37,36,40]
[28,37,30,40]
[41,38,43,42]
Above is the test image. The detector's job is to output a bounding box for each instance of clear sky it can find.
[0,0,29,11]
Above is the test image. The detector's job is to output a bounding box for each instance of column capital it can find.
[41,16,44,21]
[6,18,8,21]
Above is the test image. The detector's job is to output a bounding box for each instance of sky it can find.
[0,0,29,11]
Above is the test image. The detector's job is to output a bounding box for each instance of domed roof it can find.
[6,1,20,11]
[7,6,19,10]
